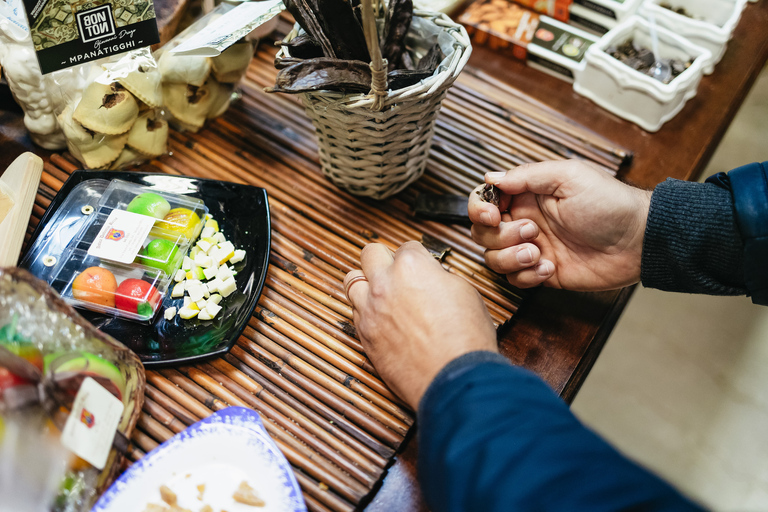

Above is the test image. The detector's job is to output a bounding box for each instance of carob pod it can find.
[387,68,433,89]
[381,0,413,71]
[268,58,372,94]
[274,57,305,70]
[283,0,337,58]
[268,57,434,94]
[306,0,370,62]
[385,43,444,89]
[417,43,444,72]
[280,33,324,60]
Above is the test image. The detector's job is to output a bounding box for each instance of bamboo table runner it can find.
[26,45,628,512]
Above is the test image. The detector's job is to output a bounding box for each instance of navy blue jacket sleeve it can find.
[417,352,705,512]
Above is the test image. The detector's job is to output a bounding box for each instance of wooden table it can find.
[364,3,768,510]
[2,3,767,510]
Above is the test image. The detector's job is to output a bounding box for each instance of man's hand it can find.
[344,242,497,410]
[469,160,652,291]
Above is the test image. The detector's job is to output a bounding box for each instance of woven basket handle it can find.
[361,0,388,111]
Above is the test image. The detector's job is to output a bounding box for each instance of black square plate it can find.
[20,171,270,367]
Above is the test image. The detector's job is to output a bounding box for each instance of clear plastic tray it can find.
[99,180,207,243]
[55,249,168,322]
[26,178,208,323]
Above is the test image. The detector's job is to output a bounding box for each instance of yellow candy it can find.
[153,208,202,241]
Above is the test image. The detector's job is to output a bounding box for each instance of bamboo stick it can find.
[247,317,409,420]
[294,468,355,512]
[254,301,374,392]
[222,352,394,459]
[272,231,348,282]
[138,412,175,442]
[144,383,201,424]
[197,362,380,488]
[265,274,351,331]
[269,251,348,305]
[131,429,159,453]
[229,345,403,448]
[145,372,214,419]
[269,266,352,318]
[142,396,188,433]
[208,358,387,469]
[262,286,363,361]
[239,329,410,432]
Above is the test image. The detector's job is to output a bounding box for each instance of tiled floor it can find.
[571,65,768,511]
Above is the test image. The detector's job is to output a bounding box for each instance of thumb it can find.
[486,160,583,197]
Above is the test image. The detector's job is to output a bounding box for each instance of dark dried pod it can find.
[281,33,325,60]
[387,68,433,89]
[283,0,337,57]
[268,58,372,94]
[417,43,444,73]
[381,0,413,71]
[306,0,370,62]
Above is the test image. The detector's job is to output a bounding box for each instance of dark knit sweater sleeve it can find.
[641,178,746,295]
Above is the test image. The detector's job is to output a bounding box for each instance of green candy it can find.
[126,192,171,219]
[138,238,182,276]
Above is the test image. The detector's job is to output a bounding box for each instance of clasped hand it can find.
[469,160,651,291]
[344,160,651,409]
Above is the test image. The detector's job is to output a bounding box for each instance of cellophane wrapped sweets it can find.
[0,268,145,512]
[153,3,258,132]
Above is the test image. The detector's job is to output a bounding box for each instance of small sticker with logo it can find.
[61,377,124,470]
[88,209,155,264]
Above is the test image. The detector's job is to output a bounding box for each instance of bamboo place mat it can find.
[27,44,629,512]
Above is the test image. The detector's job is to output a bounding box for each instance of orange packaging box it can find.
[459,0,541,61]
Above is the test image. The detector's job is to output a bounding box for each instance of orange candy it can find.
[71,266,118,308]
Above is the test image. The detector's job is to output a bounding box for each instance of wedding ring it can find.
[344,275,368,303]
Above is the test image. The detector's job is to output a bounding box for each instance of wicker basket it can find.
[278,10,472,199]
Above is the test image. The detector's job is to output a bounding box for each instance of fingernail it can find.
[520,223,536,241]
[535,260,553,277]
[485,171,506,184]
[517,248,533,264]
[480,212,492,224]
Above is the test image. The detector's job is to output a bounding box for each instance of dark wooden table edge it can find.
[559,285,636,403]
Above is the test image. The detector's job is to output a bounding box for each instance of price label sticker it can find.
[87,209,154,264]
[61,376,124,470]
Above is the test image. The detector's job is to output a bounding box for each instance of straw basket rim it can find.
[277,10,473,111]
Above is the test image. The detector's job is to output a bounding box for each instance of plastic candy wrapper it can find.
[0,6,168,169]
[153,3,260,133]
[0,9,88,150]
[57,49,170,170]
[0,267,145,512]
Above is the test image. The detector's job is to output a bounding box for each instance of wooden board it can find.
[0,152,43,266]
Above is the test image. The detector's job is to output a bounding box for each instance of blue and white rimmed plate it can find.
[92,407,306,512]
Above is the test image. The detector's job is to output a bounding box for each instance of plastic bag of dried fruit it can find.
[0,0,168,169]
[153,1,281,132]
[55,49,170,170]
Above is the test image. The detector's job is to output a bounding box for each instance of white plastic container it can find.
[639,0,747,74]
[569,3,617,35]
[570,0,644,23]
[573,16,712,132]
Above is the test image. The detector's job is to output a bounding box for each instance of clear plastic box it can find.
[41,179,208,322]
